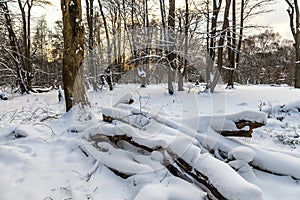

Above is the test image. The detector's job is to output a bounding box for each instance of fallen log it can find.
[102,106,266,137]
[90,134,163,153]
[86,133,239,200]
[217,121,265,137]
[167,152,226,200]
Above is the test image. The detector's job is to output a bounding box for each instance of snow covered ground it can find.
[0,84,300,200]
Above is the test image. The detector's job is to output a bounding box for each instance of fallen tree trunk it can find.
[217,120,265,137]
[86,133,227,200]
[80,97,300,200]
[102,109,265,137]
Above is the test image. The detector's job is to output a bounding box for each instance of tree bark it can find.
[235,0,244,71]
[286,0,300,88]
[85,0,95,83]
[211,0,231,93]
[61,0,89,111]
[17,0,32,93]
[167,0,176,95]
[226,0,236,89]
[98,0,113,91]
[178,0,189,92]
[26,0,33,91]
[295,1,300,88]
[205,0,223,92]
[98,0,111,65]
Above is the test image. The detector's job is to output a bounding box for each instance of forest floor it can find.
[0,83,300,200]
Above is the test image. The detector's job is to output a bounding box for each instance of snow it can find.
[184,110,267,133]
[138,69,146,78]
[229,146,256,162]
[252,147,300,179]
[134,177,206,200]
[84,141,154,174]
[1,84,300,199]
[70,1,75,6]
[194,153,263,200]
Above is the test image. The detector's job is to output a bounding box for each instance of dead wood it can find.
[216,120,265,137]
[103,109,265,137]
[88,133,227,200]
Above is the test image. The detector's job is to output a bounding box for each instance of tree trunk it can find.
[295,1,300,88]
[17,0,31,93]
[86,0,95,85]
[98,0,113,91]
[26,0,33,91]
[167,0,176,95]
[61,0,89,112]
[235,0,244,71]
[131,0,139,85]
[211,0,231,93]
[178,0,189,92]
[98,0,111,65]
[296,35,300,88]
[205,0,223,92]
[145,0,151,85]
[226,0,236,89]
[286,0,300,88]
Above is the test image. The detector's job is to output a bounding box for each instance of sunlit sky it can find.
[35,0,293,40]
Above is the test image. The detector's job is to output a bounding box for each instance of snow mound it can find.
[85,141,154,174]
[192,152,263,200]
[134,177,206,200]
[229,146,256,162]
[264,100,300,114]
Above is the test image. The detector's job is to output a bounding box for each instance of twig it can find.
[32,122,56,136]
[86,160,100,182]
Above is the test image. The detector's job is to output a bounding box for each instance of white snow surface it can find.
[0,84,300,200]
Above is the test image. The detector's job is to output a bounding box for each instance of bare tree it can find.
[235,0,245,75]
[97,0,113,90]
[17,0,34,91]
[226,0,236,89]
[239,30,295,85]
[177,0,189,92]
[205,0,223,92]
[0,0,52,93]
[0,1,28,92]
[210,0,231,93]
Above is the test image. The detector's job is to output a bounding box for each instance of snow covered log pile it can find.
[77,96,300,200]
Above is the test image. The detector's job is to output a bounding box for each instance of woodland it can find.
[0,0,300,200]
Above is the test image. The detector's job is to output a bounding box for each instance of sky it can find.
[251,0,293,40]
[37,0,293,40]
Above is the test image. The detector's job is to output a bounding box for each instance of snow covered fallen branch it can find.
[82,101,268,199]
[102,105,266,137]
